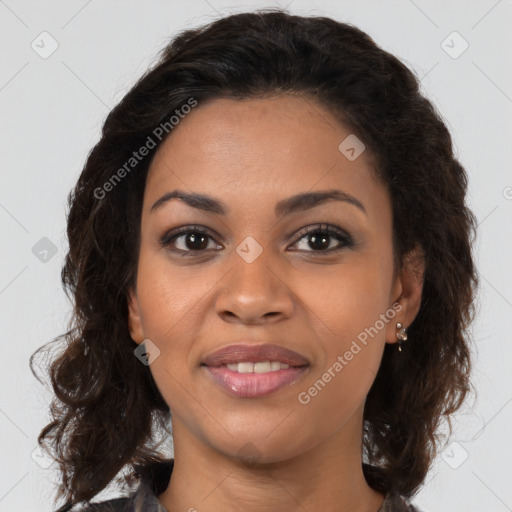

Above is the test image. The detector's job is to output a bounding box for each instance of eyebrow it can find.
[150,188,367,217]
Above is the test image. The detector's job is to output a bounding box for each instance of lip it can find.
[201,343,310,367]
[201,343,310,399]
[203,365,309,398]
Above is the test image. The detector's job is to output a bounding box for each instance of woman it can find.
[31,9,478,512]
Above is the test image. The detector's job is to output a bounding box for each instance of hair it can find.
[30,8,478,510]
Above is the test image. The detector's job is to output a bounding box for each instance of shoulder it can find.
[53,479,168,512]
[54,459,174,512]
[54,496,132,512]
[53,497,131,511]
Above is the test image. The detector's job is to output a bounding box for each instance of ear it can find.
[127,287,145,345]
[386,246,425,346]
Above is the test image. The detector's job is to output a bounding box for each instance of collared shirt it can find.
[59,460,419,512]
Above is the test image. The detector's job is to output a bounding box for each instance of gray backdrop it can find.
[1,1,511,511]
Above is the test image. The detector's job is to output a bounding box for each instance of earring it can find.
[396,322,408,351]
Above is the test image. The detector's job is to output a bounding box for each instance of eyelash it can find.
[159,223,354,257]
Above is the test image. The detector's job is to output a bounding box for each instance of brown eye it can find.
[160,226,222,255]
[290,224,354,253]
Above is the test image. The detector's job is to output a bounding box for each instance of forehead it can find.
[144,95,387,220]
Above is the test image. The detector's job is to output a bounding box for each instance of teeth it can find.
[254,362,270,373]
[225,361,290,373]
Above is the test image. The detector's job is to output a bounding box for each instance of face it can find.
[128,95,422,463]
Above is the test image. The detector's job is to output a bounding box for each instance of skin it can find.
[128,95,424,512]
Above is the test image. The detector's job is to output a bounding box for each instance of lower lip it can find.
[203,365,309,398]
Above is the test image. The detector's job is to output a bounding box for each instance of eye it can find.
[160,225,222,256]
[160,223,354,257]
[290,223,354,253]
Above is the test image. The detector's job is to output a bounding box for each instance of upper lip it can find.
[202,343,310,367]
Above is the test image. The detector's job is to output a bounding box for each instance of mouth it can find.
[202,342,310,367]
[201,343,310,398]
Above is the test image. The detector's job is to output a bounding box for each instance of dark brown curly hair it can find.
[30,8,478,510]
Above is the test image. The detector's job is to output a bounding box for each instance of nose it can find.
[215,249,295,325]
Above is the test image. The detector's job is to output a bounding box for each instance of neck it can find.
[158,411,384,512]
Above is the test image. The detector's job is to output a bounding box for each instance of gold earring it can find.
[396,322,408,351]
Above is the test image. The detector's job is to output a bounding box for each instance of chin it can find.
[208,429,314,467]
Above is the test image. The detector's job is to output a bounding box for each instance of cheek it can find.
[134,263,203,415]
[295,270,390,437]
[294,260,391,409]
[135,251,211,340]
[297,256,392,340]
[134,256,207,399]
